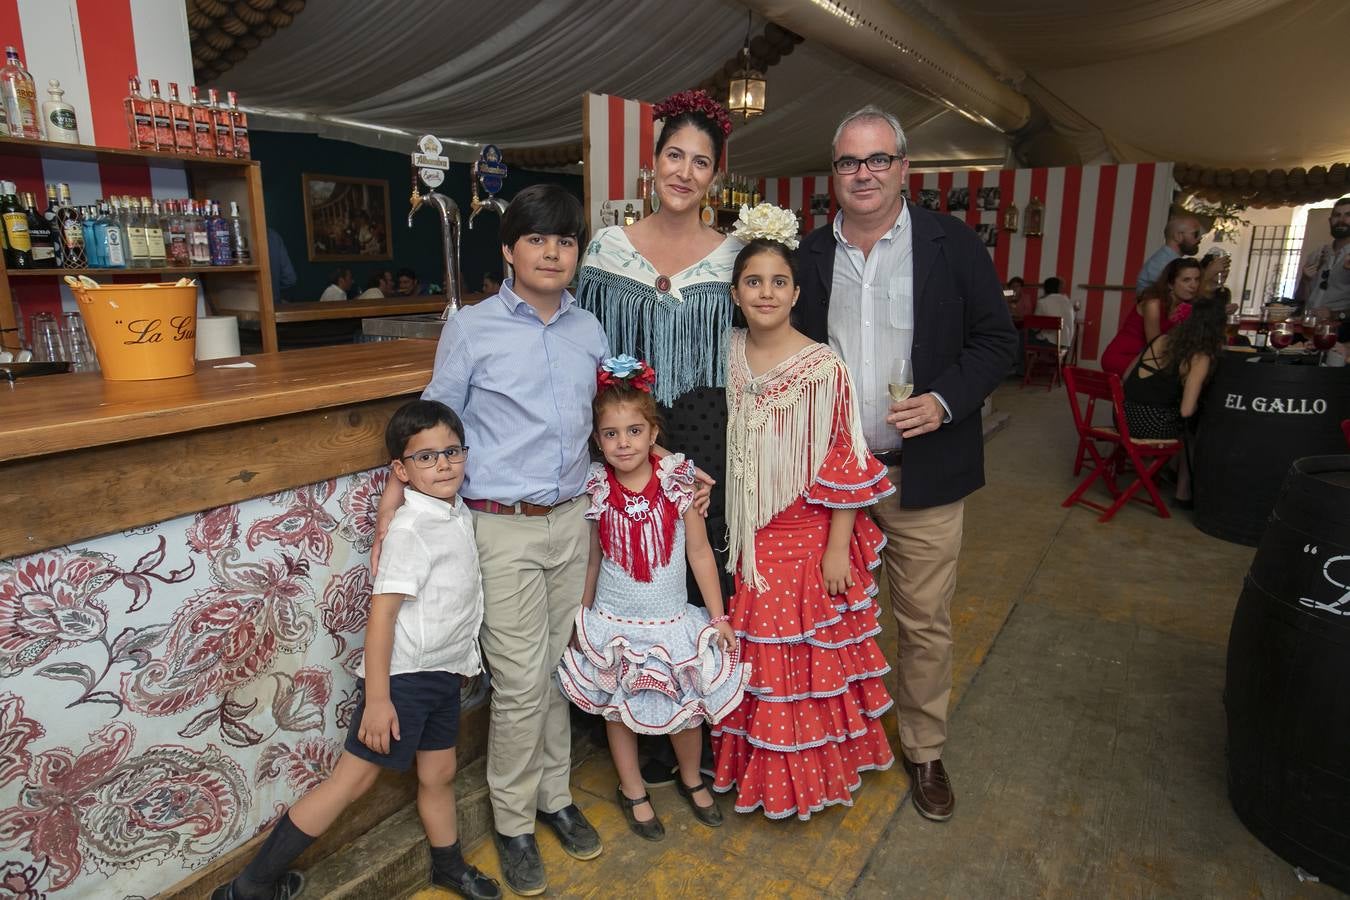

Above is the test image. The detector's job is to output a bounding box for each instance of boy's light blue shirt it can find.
[423,278,609,506]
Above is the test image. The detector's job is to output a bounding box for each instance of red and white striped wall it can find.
[0,0,195,334]
[584,93,654,235]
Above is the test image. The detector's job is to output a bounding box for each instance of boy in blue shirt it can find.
[216,400,498,900]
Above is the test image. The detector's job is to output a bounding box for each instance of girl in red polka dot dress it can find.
[712,225,896,820]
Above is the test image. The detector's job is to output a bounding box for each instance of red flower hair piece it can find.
[597,356,658,394]
[652,89,733,138]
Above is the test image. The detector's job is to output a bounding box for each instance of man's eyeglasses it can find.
[832,153,904,175]
[402,446,470,468]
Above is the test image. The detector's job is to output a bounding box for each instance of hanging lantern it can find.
[728,46,766,119]
[1002,202,1019,233]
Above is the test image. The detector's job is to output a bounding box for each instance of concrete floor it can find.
[422,382,1339,899]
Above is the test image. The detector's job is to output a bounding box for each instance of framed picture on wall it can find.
[302,174,392,261]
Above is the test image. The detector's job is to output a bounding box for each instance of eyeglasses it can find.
[832,153,904,175]
[402,446,470,468]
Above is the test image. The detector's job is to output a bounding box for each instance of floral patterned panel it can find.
[0,467,386,899]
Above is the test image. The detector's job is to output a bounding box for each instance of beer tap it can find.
[408,171,462,319]
[468,159,507,230]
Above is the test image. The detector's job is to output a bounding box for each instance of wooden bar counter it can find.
[0,341,493,900]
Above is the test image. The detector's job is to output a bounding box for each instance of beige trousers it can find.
[869,464,965,765]
[473,497,590,837]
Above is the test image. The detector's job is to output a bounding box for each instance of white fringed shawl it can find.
[725,330,868,591]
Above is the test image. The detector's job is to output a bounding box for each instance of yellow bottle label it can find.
[4,212,30,251]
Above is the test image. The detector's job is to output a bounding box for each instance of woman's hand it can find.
[821,548,853,596]
[357,698,400,755]
[713,621,736,652]
[690,466,714,517]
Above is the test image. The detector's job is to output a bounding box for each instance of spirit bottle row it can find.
[125,77,249,158]
[0,181,251,270]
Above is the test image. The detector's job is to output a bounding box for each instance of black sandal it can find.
[615,785,665,841]
[676,778,723,827]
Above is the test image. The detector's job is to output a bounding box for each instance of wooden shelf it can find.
[0,135,257,168]
[7,265,261,278]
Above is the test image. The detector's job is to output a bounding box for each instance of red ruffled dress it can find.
[712,334,897,820]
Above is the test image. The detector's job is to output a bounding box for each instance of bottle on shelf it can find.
[0,93,8,136]
[148,79,173,151]
[1254,309,1270,349]
[186,199,211,266]
[1,182,33,269]
[228,201,251,264]
[40,79,80,144]
[227,90,249,159]
[208,88,234,158]
[56,184,86,268]
[24,191,56,268]
[167,83,194,154]
[144,198,166,266]
[189,85,215,156]
[43,183,63,267]
[0,47,40,139]
[99,199,127,268]
[207,200,232,265]
[165,200,189,267]
[122,196,147,268]
[81,205,102,267]
[124,76,154,150]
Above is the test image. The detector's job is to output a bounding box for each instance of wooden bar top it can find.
[236,293,489,323]
[0,340,435,463]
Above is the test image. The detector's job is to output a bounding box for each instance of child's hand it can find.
[821,549,854,596]
[358,698,400,755]
[713,621,736,652]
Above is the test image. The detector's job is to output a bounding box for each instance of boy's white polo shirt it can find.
[362,487,483,678]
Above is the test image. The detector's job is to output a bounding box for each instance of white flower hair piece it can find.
[732,202,800,250]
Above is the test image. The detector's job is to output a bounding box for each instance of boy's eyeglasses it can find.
[402,446,470,468]
[832,153,903,175]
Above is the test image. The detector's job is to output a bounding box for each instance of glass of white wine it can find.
[889,358,913,403]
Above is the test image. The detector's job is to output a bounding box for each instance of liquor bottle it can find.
[82,205,103,267]
[226,90,250,158]
[189,86,215,155]
[57,184,86,268]
[100,199,127,268]
[0,93,8,136]
[228,201,251,264]
[124,195,149,267]
[124,76,154,149]
[0,47,40,139]
[165,200,189,267]
[43,183,62,266]
[207,200,232,265]
[208,88,234,158]
[41,80,80,144]
[167,83,194,154]
[148,79,173,151]
[186,199,211,265]
[1,182,32,268]
[144,199,166,266]
[1254,310,1270,349]
[24,192,56,268]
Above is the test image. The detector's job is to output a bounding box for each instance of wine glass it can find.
[1313,322,1338,364]
[1225,312,1241,345]
[1270,320,1293,351]
[889,359,913,404]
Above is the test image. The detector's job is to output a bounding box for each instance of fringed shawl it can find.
[725,330,868,591]
[576,226,743,406]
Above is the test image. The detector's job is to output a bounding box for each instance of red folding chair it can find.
[1021,314,1064,390]
[1061,366,1182,522]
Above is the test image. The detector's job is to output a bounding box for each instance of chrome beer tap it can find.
[468,159,507,231]
[408,187,462,320]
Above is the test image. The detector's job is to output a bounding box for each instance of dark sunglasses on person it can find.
[832,153,903,175]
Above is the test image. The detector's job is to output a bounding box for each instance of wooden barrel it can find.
[1194,354,1350,545]
[1225,455,1350,890]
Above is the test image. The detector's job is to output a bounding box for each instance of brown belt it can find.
[465,497,574,517]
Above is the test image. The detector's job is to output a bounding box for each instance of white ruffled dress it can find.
[557,455,749,734]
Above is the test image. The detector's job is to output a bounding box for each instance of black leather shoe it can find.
[432,861,501,900]
[616,785,665,842]
[211,872,305,900]
[536,803,602,860]
[675,778,723,827]
[491,831,546,897]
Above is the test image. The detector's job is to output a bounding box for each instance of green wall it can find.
[251,130,583,302]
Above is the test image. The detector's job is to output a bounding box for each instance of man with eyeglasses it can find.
[1135,214,1204,296]
[1298,197,1350,320]
[793,105,1016,823]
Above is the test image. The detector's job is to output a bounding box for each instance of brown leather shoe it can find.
[903,757,955,821]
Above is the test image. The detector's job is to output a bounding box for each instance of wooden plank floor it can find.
[413,383,1338,899]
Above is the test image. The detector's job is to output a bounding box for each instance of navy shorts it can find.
[343,671,462,771]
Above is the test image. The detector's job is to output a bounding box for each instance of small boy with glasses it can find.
[214,399,499,900]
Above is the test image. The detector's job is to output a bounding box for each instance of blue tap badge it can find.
[478,144,508,196]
